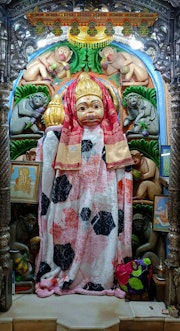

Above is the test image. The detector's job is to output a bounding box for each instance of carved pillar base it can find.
[165,266,180,312]
[165,265,177,305]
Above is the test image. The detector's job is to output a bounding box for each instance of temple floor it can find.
[0,294,180,331]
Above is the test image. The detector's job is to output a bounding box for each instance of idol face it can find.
[76,95,104,126]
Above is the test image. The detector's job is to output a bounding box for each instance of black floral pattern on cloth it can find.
[80,207,91,222]
[102,146,106,163]
[83,282,104,291]
[36,262,51,282]
[53,130,61,141]
[81,139,93,152]
[62,279,73,290]
[81,139,95,161]
[91,211,116,235]
[51,174,72,203]
[54,243,75,271]
[41,192,50,216]
[118,209,124,234]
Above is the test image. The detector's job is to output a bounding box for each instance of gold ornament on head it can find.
[75,73,102,101]
[43,94,65,127]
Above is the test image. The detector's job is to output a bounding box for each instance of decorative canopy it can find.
[26,11,158,47]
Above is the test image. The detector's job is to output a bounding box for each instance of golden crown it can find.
[75,73,102,101]
[43,95,65,127]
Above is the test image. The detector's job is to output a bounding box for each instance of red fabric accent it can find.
[55,73,132,170]
[59,77,83,146]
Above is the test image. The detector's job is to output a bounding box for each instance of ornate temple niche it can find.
[7,9,167,279]
[1,0,179,312]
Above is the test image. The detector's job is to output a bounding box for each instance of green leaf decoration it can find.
[107,73,120,87]
[138,22,149,37]
[143,258,151,266]
[133,203,153,216]
[132,234,140,246]
[120,284,128,292]
[129,277,144,291]
[14,85,50,105]
[68,44,87,73]
[128,138,160,167]
[10,139,38,160]
[24,122,33,130]
[122,86,157,108]
[87,48,102,73]
[83,62,90,72]
[132,265,142,277]
[122,22,133,36]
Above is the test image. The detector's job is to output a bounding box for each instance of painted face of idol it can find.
[76,95,104,127]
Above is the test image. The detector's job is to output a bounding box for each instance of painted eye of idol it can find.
[76,95,104,127]
[79,105,86,112]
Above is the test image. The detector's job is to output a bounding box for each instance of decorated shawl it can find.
[35,75,133,298]
[55,73,133,170]
[35,125,133,298]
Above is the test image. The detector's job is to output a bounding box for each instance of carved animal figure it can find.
[10,92,49,135]
[99,46,149,85]
[123,92,159,136]
[130,150,162,201]
[10,212,39,278]
[23,46,73,83]
[10,212,39,245]
[132,212,165,268]
[15,147,37,161]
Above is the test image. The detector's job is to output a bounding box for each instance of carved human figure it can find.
[123,92,159,136]
[35,73,133,298]
[22,46,73,83]
[10,92,49,135]
[99,46,149,85]
[130,150,162,201]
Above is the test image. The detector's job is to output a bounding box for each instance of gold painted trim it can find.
[27,11,158,28]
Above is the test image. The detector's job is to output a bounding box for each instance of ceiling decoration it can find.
[0,0,178,83]
[26,11,158,47]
